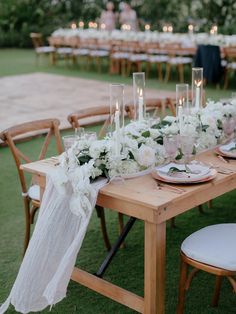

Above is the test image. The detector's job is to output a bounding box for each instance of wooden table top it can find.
[21,150,236,224]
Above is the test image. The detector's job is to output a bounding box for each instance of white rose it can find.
[137,145,156,167]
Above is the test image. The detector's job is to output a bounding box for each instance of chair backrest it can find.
[125,98,176,120]
[30,33,44,48]
[0,118,63,194]
[224,46,236,61]
[67,106,111,138]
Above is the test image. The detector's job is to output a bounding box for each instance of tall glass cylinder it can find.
[133,72,146,121]
[109,84,124,156]
[176,84,189,135]
[192,67,203,111]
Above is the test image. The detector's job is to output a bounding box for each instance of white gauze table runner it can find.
[0,171,107,314]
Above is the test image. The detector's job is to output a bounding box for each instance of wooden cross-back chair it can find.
[67,107,125,249]
[125,97,176,120]
[30,32,55,65]
[0,119,63,255]
[67,106,112,139]
[223,46,236,89]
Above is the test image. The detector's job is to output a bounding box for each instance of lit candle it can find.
[188,24,193,34]
[71,23,77,30]
[138,88,144,121]
[101,23,106,30]
[145,24,150,31]
[178,99,184,134]
[114,101,120,156]
[78,21,84,29]
[194,80,202,110]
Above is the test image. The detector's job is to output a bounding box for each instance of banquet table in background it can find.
[21,150,236,313]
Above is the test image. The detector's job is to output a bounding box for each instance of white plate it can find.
[121,168,152,179]
[218,142,236,158]
[155,162,211,183]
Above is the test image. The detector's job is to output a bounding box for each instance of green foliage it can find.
[0,0,235,48]
[139,0,236,34]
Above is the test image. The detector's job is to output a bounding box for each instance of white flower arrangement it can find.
[57,98,236,186]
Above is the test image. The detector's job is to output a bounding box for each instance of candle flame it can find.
[115,100,119,111]
[139,89,143,97]
[179,98,184,106]
[195,79,202,87]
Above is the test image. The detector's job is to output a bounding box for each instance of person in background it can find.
[119,2,139,31]
[100,2,116,31]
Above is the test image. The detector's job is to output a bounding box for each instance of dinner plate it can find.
[153,162,215,184]
[121,168,152,179]
[216,142,236,158]
[152,169,217,184]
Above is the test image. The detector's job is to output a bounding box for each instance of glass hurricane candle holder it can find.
[176,84,189,135]
[192,67,203,111]
[109,84,124,157]
[133,72,146,121]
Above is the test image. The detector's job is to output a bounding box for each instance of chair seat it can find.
[148,55,169,63]
[221,59,227,67]
[111,52,130,59]
[227,62,236,70]
[129,54,148,62]
[181,224,236,271]
[36,46,55,53]
[168,57,192,64]
[90,50,109,57]
[73,48,90,56]
[28,185,40,201]
[57,47,73,55]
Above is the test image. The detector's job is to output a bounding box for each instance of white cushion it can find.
[28,185,40,201]
[90,50,109,57]
[168,57,192,64]
[181,224,236,271]
[129,54,148,62]
[73,48,89,56]
[148,55,169,63]
[111,52,130,59]
[227,62,236,70]
[36,46,55,53]
[56,47,73,54]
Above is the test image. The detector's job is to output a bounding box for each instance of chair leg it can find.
[179,64,184,83]
[227,276,236,293]
[165,63,171,82]
[177,257,188,314]
[212,276,222,307]
[118,213,125,248]
[95,205,111,251]
[157,63,163,81]
[223,69,229,89]
[146,62,150,78]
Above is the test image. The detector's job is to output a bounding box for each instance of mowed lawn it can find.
[0,49,236,313]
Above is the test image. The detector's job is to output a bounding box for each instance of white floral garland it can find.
[57,98,236,189]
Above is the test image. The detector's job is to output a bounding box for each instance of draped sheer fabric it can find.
[0,174,107,314]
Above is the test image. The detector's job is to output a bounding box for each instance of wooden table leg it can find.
[144,221,166,314]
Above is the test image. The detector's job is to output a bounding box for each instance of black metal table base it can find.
[95,217,136,278]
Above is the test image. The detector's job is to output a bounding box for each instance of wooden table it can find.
[21,151,236,313]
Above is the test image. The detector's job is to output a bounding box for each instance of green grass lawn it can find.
[0,49,236,313]
[0,48,235,100]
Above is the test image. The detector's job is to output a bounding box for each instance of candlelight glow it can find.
[71,23,77,30]
[101,23,106,30]
[194,80,202,87]
[78,21,84,28]
[145,24,150,31]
